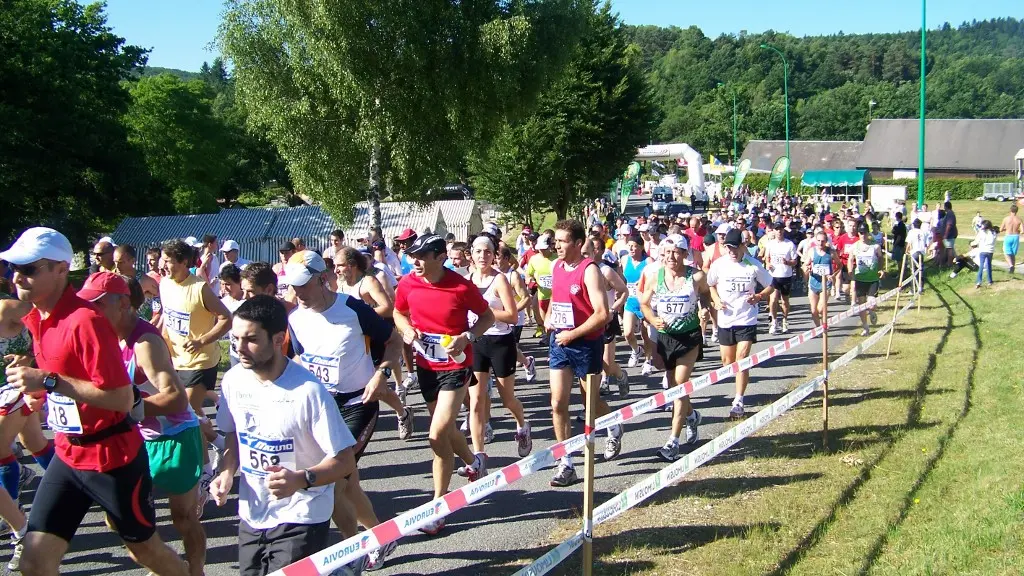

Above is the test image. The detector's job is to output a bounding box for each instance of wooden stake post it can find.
[581,373,599,576]
[885,253,909,359]
[821,288,830,449]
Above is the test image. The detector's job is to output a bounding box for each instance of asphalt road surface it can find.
[1,291,865,576]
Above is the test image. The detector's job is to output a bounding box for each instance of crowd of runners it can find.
[0,191,914,575]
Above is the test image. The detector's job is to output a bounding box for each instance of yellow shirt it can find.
[160,274,219,370]
[525,253,556,300]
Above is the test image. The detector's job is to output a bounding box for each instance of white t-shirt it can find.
[707,255,773,329]
[765,239,798,278]
[216,361,354,529]
[221,296,244,366]
[907,228,929,256]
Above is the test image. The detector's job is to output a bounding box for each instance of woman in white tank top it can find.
[335,247,393,318]
[498,247,537,383]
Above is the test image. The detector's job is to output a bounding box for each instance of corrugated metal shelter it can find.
[434,200,481,241]
[348,202,447,243]
[857,118,1024,177]
[740,140,863,174]
[244,205,341,263]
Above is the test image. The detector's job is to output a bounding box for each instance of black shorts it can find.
[604,315,622,344]
[513,325,523,343]
[771,276,793,297]
[370,318,396,366]
[839,266,851,283]
[28,445,156,543]
[177,366,218,390]
[472,332,517,378]
[656,330,703,370]
[854,280,879,298]
[238,520,330,576]
[416,366,474,404]
[333,391,378,461]
[718,324,758,346]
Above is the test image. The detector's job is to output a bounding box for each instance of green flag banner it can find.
[732,158,752,192]
[767,156,790,199]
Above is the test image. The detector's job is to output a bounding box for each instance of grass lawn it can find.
[525,269,1024,575]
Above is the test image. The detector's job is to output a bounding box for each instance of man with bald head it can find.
[91,240,116,273]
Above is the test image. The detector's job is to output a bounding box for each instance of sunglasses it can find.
[92,251,110,257]
[12,263,43,276]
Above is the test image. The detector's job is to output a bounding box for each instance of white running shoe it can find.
[455,453,488,481]
[728,403,746,420]
[483,422,495,444]
[515,424,533,458]
[710,329,719,344]
[197,468,214,519]
[459,418,469,433]
[860,326,870,336]
[8,528,25,571]
[402,373,419,391]
[418,517,446,536]
[365,540,398,571]
[657,441,679,462]
[18,465,36,492]
[684,410,702,444]
[549,462,578,487]
[768,320,777,335]
[627,349,640,368]
[781,318,789,333]
[524,355,537,382]
[641,360,653,376]
[397,384,408,407]
[397,407,414,441]
[603,425,624,461]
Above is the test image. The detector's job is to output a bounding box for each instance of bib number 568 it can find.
[249,451,280,470]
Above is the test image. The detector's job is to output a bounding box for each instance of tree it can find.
[220,0,589,233]
[470,2,656,221]
[124,74,233,213]
[0,0,148,246]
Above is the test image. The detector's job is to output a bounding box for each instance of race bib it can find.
[811,263,831,277]
[723,276,752,296]
[418,333,450,363]
[164,309,190,337]
[549,302,575,330]
[627,282,639,297]
[299,353,340,386]
[772,254,787,266]
[47,392,83,435]
[856,251,877,270]
[537,275,553,290]
[657,295,693,317]
[239,432,296,479]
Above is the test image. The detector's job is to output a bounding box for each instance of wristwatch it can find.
[302,469,317,490]
[42,373,59,394]
[462,331,477,343]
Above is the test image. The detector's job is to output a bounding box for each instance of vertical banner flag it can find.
[652,160,666,170]
[766,156,790,199]
[732,158,752,192]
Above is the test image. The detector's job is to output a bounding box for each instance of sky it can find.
[97,0,1021,72]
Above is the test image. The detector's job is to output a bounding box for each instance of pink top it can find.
[550,257,603,341]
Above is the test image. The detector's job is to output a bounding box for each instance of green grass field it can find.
[527,268,1023,576]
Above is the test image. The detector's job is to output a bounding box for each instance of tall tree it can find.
[470,2,656,221]
[220,0,589,232]
[0,0,148,246]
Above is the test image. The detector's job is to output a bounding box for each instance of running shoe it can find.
[365,541,398,571]
[574,410,585,423]
[869,310,878,325]
[402,373,419,392]
[397,407,415,441]
[603,425,624,461]
[0,504,22,537]
[768,320,777,335]
[709,329,719,344]
[197,468,214,519]
[641,360,653,376]
[483,423,495,445]
[533,327,544,339]
[657,441,679,462]
[18,464,36,492]
[515,424,533,458]
[524,355,537,382]
[397,384,408,407]
[860,326,870,336]
[418,517,446,536]
[549,462,578,487]
[459,418,469,433]
[728,403,746,420]
[8,529,25,571]
[456,453,488,481]
[617,371,631,397]
[781,318,789,333]
[627,349,640,368]
[599,378,611,395]
[684,410,702,445]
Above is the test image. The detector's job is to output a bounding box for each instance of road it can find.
[2,198,869,575]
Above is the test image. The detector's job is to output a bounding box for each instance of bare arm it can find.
[605,268,628,312]
[198,282,231,344]
[363,276,394,318]
[133,334,189,417]
[638,271,662,329]
[0,299,31,340]
[53,374,133,413]
[491,274,518,325]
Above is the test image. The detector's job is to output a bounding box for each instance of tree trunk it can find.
[368,142,382,240]
[555,180,571,221]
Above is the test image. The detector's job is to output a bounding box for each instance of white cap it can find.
[637,223,650,232]
[282,251,327,287]
[97,236,118,247]
[483,222,501,237]
[220,240,240,252]
[535,235,551,250]
[663,234,689,251]
[184,236,202,248]
[617,224,632,236]
[715,223,732,235]
[1,227,74,265]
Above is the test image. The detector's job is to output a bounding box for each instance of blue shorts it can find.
[549,333,603,379]
[808,276,830,294]
[1004,235,1019,256]
[624,298,642,317]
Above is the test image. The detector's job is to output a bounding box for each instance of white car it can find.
[651,188,673,212]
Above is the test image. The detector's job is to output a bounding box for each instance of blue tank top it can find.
[809,249,833,281]
[623,257,648,304]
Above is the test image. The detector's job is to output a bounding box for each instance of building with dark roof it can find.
[738,140,863,174]
[857,119,1024,179]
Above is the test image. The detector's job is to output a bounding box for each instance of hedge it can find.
[728,173,1016,201]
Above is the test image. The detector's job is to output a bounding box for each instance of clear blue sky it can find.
[98,0,1020,72]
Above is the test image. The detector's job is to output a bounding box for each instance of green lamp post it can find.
[918,0,927,209]
[760,43,790,193]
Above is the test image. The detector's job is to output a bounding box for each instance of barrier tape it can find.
[273,277,914,576]
[515,286,918,575]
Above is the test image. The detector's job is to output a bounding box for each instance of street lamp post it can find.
[717,82,738,165]
[869,99,877,122]
[918,0,927,209]
[760,43,790,193]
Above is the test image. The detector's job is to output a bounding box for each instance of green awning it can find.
[801,169,867,187]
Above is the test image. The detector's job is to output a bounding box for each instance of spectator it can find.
[970,220,997,288]
[942,201,958,268]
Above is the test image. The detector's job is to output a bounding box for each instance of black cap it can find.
[406,234,447,256]
[278,241,296,252]
[371,240,386,251]
[724,229,743,248]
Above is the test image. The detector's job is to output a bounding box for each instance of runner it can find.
[584,236,629,397]
[848,222,884,336]
[113,245,161,324]
[90,239,117,274]
[707,229,775,419]
[496,247,537,383]
[459,236,531,469]
[210,295,361,576]
[639,234,710,460]
[524,234,556,339]
[999,204,1023,275]
[219,240,251,270]
[2,227,188,575]
[393,234,495,534]
[764,223,798,334]
[273,241,296,298]
[700,223,731,343]
[145,247,163,285]
[334,247,415,442]
[83,273,207,576]
[620,235,654,375]
[547,220,624,487]
[805,230,839,327]
[195,235,222,295]
[220,264,245,367]
[907,219,928,293]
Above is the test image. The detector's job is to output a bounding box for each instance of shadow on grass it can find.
[766,281,956,576]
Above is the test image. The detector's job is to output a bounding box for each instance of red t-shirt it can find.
[835,233,858,263]
[519,248,538,270]
[24,286,143,472]
[394,269,490,371]
[683,229,705,254]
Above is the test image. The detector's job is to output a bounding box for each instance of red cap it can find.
[395,228,418,241]
[77,272,130,302]
[824,214,835,222]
